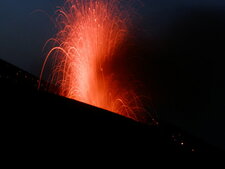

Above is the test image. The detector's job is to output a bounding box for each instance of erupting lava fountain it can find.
[40,0,152,123]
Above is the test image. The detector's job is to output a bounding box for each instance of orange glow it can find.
[40,0,149,123]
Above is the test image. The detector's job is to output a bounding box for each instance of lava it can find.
[40,0,150,123]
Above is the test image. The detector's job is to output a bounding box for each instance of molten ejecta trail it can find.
[40,0,151,123]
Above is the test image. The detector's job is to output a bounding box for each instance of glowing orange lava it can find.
[40,0,149,123]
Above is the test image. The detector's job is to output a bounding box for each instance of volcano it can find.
[0,59,221,152]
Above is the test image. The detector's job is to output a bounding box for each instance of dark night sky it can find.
[0,0,225,149]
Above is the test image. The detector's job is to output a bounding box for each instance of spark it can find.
[40,0,152,123]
